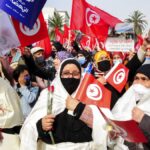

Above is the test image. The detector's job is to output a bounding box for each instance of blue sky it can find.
[45,0,150,33]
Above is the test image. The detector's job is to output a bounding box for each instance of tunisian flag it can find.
[111,120,147,143]
[12,13,48,47]
[98,107,147,143]
[105,63,129,93]
[75,73,111,109]
[80,35,97,50]
[63,24,76,44]
[70,0,122,42]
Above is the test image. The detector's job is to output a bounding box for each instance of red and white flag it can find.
[80,35,97,50]
[80,35,91,49]
[111,119,148,143]
[63,24,76,45]
[12,13,49,47]
[55,27,63,44]
[70,0,122,42]
[134,35,143,51]
[105,63,129,92]
[63,24,69,39]
[75,73,111,109]
[0,10,20,54]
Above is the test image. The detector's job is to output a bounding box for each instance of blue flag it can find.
[0,0,47,28]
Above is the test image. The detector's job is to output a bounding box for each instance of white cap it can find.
[30,47,44,55]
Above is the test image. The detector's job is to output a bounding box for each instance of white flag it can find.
[0,10,20,55]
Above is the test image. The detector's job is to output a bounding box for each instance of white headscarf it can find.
[112,84,150,120]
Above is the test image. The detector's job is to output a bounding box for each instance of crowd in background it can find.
[0,38,150,150]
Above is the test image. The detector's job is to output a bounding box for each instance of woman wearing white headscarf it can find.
[20,58,109,150]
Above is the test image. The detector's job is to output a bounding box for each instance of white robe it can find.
[0,78,23,128]
[112,84,150,120]
[0,77,23,150]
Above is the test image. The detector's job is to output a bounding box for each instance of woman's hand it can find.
[66,95,79,111]
[132,107,144,123]
[42,114,55,131]
[97,75,107,85]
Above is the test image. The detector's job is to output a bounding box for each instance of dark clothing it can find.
[125,54,143,84]
[139,115,150,150]
[36,108,92,144]
[2,126,21,134]
[23,55,56,81]
[105,83,124,109]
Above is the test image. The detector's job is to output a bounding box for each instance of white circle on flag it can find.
[86,8,100,27]
[113,68,125,84]
[86,84,102,101]
[20,19,40,36]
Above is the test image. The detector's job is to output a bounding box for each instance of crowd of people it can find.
[0,38,150,150]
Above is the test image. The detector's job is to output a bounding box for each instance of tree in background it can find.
[125,10,148,35]
[48,12,64,40]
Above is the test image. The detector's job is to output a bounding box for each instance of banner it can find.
[0,0,47,28]
[105,37,135,52]
[0,10,20,53]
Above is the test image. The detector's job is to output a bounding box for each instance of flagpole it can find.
[104,62,119,80]
[67,30,71,50]
[96,38,100,50]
